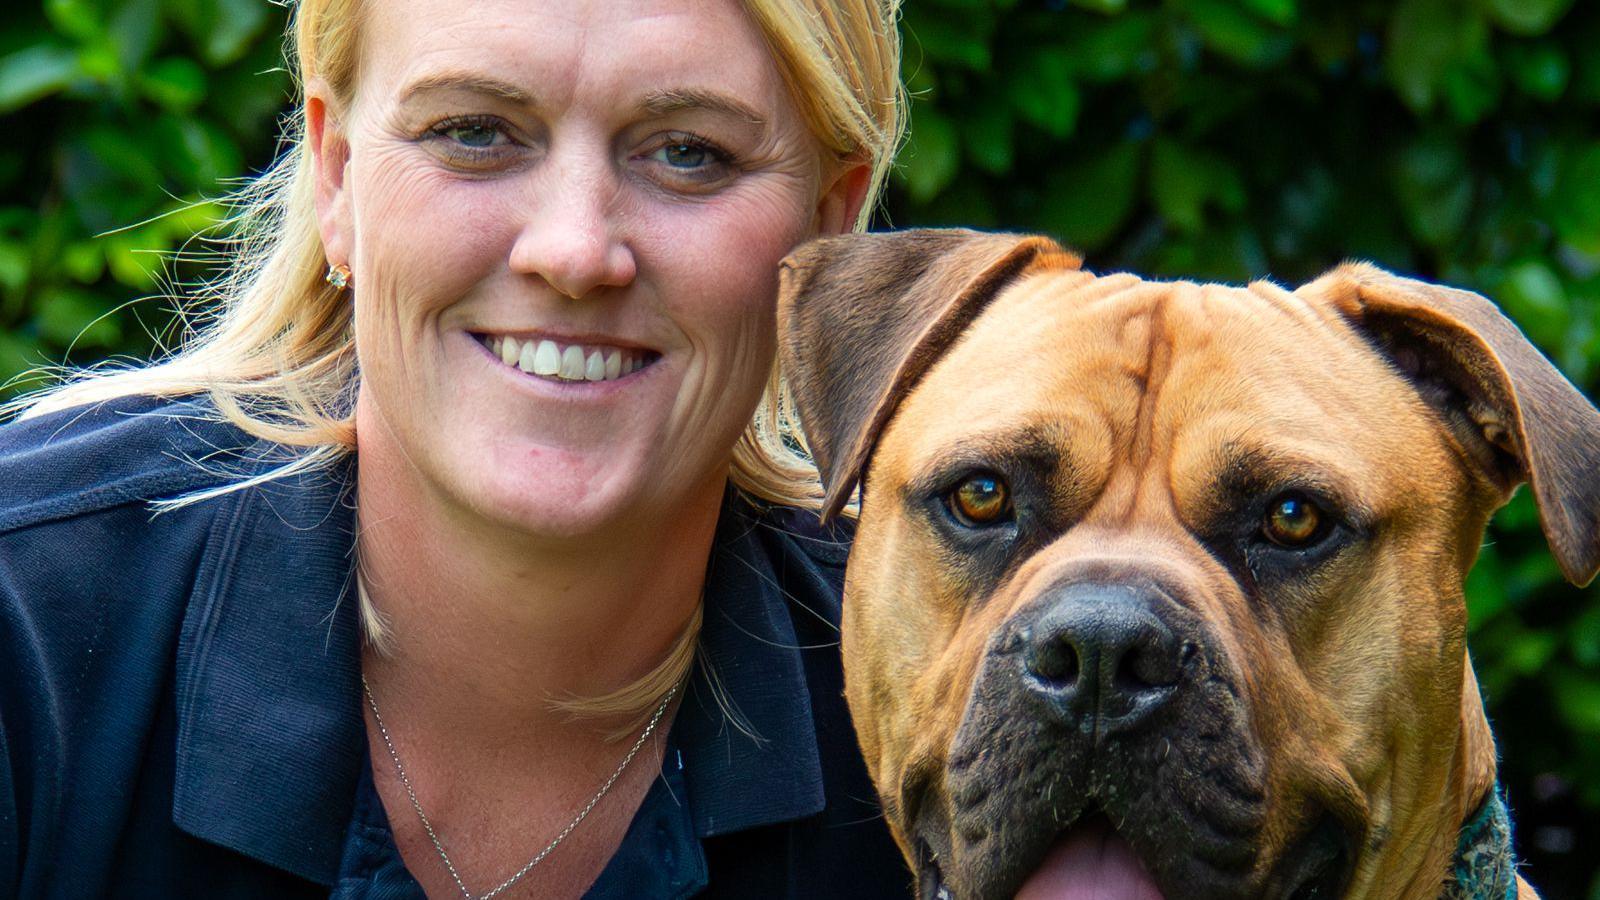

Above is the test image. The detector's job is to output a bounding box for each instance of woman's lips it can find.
[474,333,659,383]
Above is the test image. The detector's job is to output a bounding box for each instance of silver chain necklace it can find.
[361,676,679,900]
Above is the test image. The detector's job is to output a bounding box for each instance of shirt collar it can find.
[172,458,365,884]
[172,473,827,884]
[671,493,827,837]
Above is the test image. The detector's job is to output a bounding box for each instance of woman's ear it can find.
[306,84,354,268]
[813,161,873,236]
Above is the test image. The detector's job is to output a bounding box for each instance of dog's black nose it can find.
[1020,583,1191,735]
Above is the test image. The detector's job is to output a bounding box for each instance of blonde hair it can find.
[13,0,903,723]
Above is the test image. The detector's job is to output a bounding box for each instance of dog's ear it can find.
[1307,262,1600,587]
[778,228,1080,521]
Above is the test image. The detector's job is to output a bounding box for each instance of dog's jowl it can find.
[778,229,1599,900]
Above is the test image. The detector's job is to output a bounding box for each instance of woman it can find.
[0,0,910,897]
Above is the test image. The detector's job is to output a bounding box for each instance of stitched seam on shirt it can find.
[171,488,253,818]
[0,470,233,535]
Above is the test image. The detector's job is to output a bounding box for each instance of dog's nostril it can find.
[1026,635,1079,686]
[1115,640,1180,692]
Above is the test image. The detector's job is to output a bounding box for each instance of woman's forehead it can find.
[356,0,793,117]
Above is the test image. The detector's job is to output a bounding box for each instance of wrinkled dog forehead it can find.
[874,269,1443,521]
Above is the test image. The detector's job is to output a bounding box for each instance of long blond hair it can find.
[14,0,903,723]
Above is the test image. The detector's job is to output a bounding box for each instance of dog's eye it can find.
[1262,493,1326,547]
[947,472,1012,526]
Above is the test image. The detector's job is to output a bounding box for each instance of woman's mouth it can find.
[474,333,658,384]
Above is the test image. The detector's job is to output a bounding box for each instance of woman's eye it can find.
[1261,493,1326,547]
[655,142,710,168]
[946,472,1012,527]
[444,122,501,148]
[434,120,507,149]
[638,134,735,186]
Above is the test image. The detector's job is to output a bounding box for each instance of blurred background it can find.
[2,0,1597,893]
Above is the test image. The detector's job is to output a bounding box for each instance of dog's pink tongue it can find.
[1014,817,1165,900]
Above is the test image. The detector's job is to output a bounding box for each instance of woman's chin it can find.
[459,453,706,543]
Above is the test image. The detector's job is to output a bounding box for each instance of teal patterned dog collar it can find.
[1442,785,1517,900]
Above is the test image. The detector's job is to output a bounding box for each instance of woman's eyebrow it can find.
[640,88,767,127]
[398,71,533,105]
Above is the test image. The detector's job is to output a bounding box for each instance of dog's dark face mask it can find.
[777,230,1600,900]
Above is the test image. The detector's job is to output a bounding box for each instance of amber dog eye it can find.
[1262,493,1324,547]
[948,472,1012,526]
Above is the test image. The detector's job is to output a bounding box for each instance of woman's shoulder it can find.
[737,494,855,569]
[0,393,253,534]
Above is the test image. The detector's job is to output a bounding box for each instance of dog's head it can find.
[778,230,1600,900]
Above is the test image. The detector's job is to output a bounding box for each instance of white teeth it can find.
[560,345,586,380]
[487,334,645,383]
[534,340,561,376]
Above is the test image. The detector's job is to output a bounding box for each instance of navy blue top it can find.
[0,396,910,898]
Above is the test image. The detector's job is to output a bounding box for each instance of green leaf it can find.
[1551,144,1600,255]
[157,115,243,191]
[899,104,960,203]
[1008,49,1080,138]
[1440,48,1501,124]
[1571,607,1600,668]
[1237,0,1296,27]
[1504,630,1559,675]
[1553,666,1600,734]
[140,57,207,112]
[902,4,993,70]
[1466,544,1509,628]
[1506,42,1570,101]
[167,0,273,67]
[1068,0,1128,13]
[44,0,105,42]
[1184,0,1293,67]
[0,240,29,293]
[1385,0,1488,111]
[1067,14,1159,83]
[1149,139,1244,233]
[1484,0,1575,36]
[1495,259,1569,348]
[61,241,105,283]
[962,97,1014,177]
[108,0,162,74]
[103,227,168,288]
[1393,136,1472,247]
[0,332,38,385]
[0,43,80,113]
[1034,142,1143,250]
[37,288,122,348]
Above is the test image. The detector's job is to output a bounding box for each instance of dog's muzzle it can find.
[905,578,1348,900]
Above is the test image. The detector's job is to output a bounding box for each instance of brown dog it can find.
[777,230,1600,900]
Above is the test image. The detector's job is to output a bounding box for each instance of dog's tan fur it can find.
[779,230,1599,899]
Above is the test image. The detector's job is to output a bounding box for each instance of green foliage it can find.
[2,0,1599,892]
[0,0,286,389]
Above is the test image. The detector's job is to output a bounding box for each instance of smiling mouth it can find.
[474,333,658,384]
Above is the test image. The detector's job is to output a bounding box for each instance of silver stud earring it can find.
[325,263,352,290]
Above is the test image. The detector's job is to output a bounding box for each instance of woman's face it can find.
[314,0,863,536]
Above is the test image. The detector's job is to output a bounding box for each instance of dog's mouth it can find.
[916,814,1163,900]
[1013,815,1165,900]
[914,808,1352,900]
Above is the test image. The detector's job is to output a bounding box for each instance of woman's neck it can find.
[352,419,722,745]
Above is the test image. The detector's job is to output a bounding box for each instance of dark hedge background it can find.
[2,0,1597,894]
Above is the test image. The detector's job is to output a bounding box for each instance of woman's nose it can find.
[507,159,637,300]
